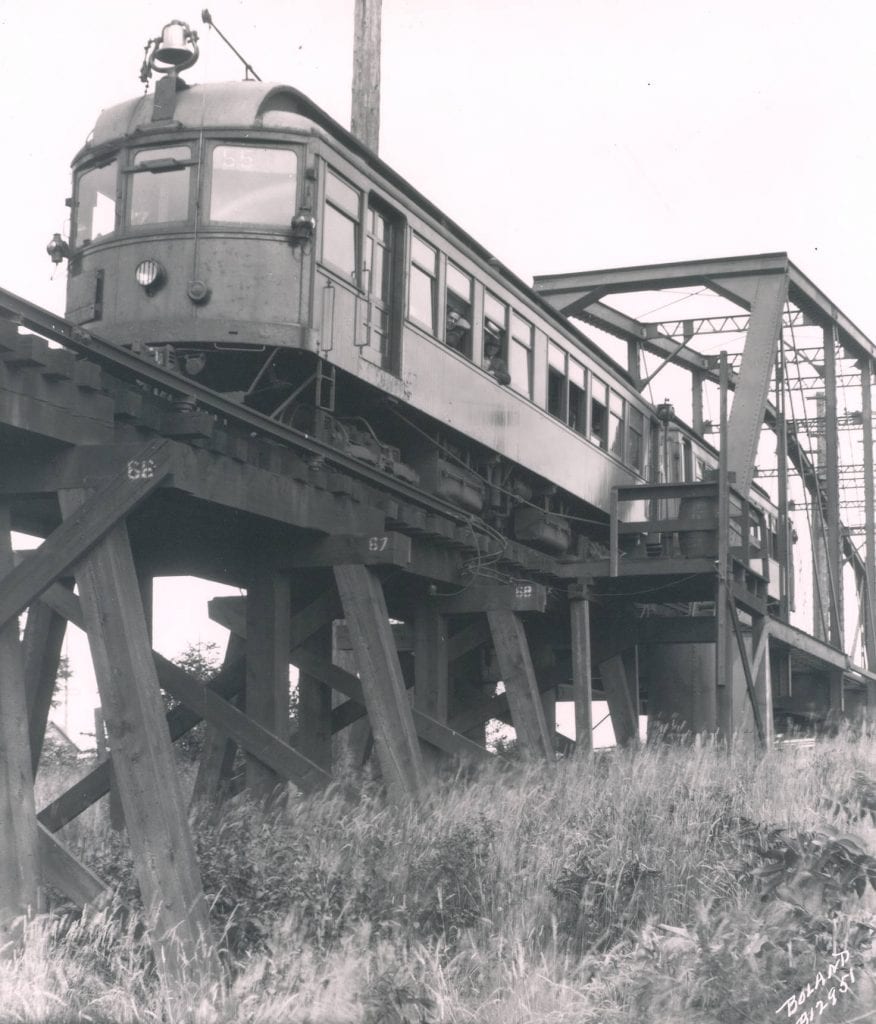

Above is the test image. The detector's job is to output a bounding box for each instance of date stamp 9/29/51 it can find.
[775,950,857,1022]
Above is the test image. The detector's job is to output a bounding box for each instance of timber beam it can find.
[0,439,173,631]
[431,582,547,615]
[284,531,412,568]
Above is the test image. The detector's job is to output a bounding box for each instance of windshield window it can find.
[74,162,116,246]
[129,145,191,226]
[210,145,298,225]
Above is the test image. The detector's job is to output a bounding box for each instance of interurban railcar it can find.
[61,75,762,556]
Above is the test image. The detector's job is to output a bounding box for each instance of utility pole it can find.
[351,0,382,151]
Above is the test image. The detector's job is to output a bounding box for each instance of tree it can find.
[168,641,222,761]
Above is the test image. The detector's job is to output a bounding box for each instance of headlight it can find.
[135,258,166,293]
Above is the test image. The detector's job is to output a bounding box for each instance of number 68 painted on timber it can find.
[127,459,156,480]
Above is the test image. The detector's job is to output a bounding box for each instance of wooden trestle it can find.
[0,289,872,980]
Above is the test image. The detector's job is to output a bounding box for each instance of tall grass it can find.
[9,731,875,1022]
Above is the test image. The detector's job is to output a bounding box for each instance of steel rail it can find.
[0,286,472,525]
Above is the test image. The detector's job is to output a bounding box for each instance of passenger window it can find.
[409,234,437,332]
[510,313,533,398]
[547,342,566,419]
[591,377,608,448]
[445,263,473,356]
[209,145,297,225]
[483,293,508,349]
[609,390,625,459]
[628,407,645,472]
[568,358,587,435]
[128,146,191,226]
[323,170,361,278]
[74,161,117,246]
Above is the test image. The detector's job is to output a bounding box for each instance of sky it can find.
[2,0,874,744]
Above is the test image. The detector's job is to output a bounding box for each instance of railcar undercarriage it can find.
[163,340,610,557]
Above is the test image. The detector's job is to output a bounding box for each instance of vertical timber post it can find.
[599,650,639,747]
[24,596,67,774]
[191,634,245,812]
[334,564,425,800]
[58,492,217,982]
[414,604,449,770]
[246,566,292,802]
[486,609,553,759]
[351,0,381,151]
[569,595,593,753]
[0,501,42,941]
[297,631,334,775]
[94,707,125,831]
[332,623,373,769]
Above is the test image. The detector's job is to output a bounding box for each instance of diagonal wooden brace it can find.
[156,653,331,792]
[209,598,491,764]
[38,654,243,834]
[0,439,173,630]
[291,647,494,764]
[487,609,554,760]
[39,590,339,832]
[38,825,108,909]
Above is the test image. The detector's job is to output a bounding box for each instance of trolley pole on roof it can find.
[351,0,382,151]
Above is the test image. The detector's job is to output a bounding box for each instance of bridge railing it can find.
[609,480,770,583]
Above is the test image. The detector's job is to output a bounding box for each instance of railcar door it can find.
[359,199,402,373]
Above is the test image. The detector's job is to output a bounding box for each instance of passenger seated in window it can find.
[446,310,471,353]
[484,337,511,385]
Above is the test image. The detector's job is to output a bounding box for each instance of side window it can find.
[591,377,608,448]
[409,234,437,332]
[128,145,192,226]
[209,145,297,225]
[568,357,587,436]
[510,313,533,398]
[547,342,567,420]
[483,292,508,352]
[323,170,361,279]
[628,407,645,473]
[445,262,473,356]
[74,161,117,246]
[609,390,625,459]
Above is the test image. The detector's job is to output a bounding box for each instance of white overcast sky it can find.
[2,0,875,333]
[2,0,874,744]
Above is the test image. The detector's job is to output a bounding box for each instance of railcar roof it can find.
[81,78,635,388]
